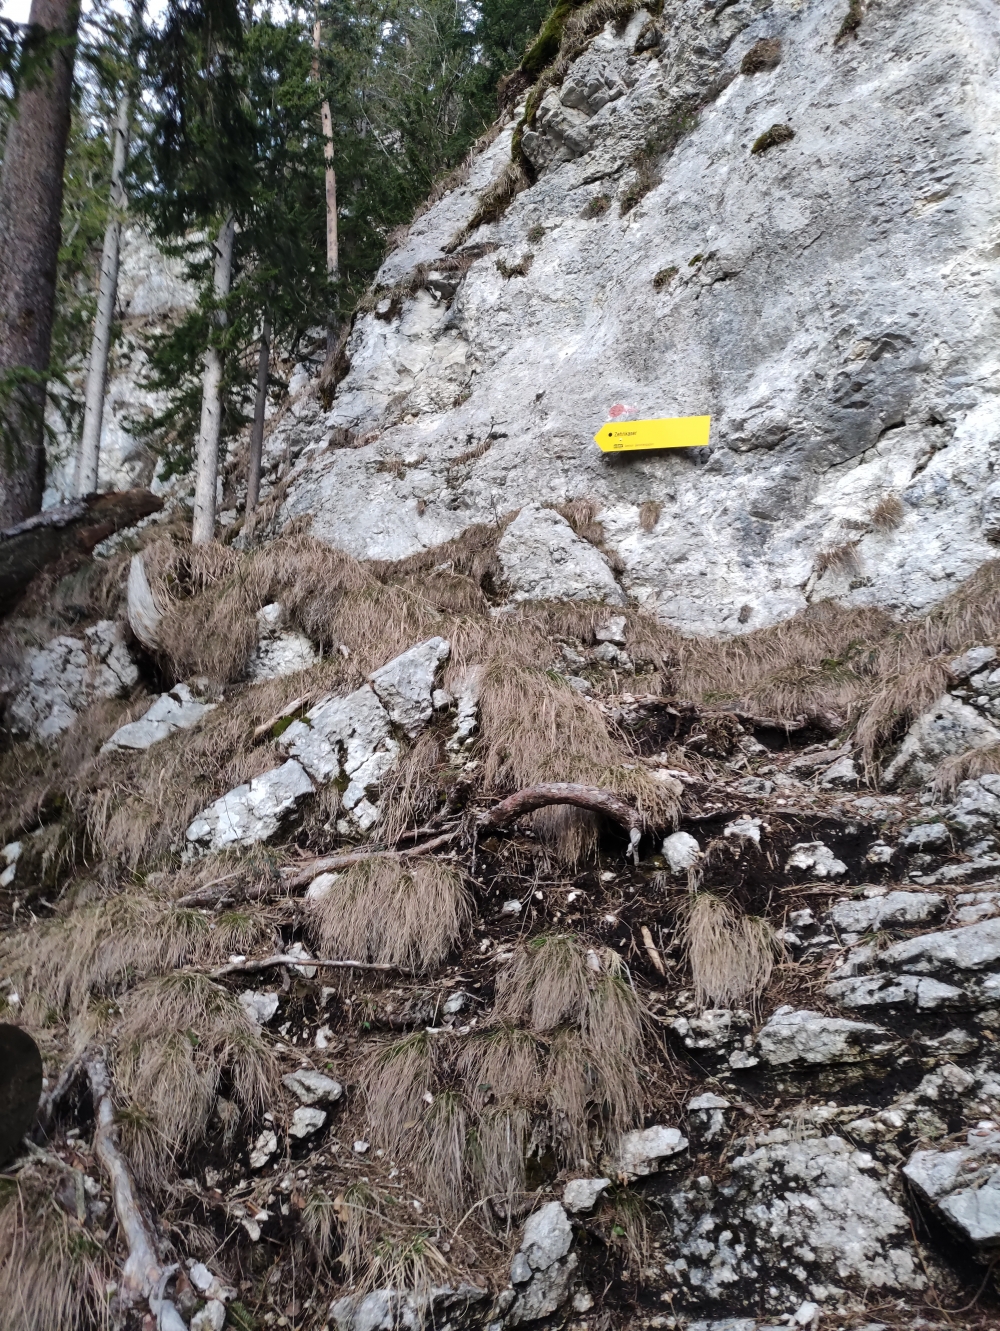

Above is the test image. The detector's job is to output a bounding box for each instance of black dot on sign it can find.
[0,1024,43,1167]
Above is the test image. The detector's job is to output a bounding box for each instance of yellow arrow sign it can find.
[594,414,711,452]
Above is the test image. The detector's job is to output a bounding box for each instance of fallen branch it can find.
[253,694,312,743]
[0,490,162,616]
[277,830,458,891]
[208,953,411,977]
[86,1056,186,1327]
[477,782,644,861]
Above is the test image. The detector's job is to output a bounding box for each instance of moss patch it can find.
[836,0,864,42]
[496,253,535,279]
[751,123,795,155]
[652,266,678,291]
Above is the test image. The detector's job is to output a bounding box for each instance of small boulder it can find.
[828,890,946,935]
[949,645,998,681]
[904,1127,1000,1252]
[186,759,314,852]
[662,830,700,872]
[497,505,624,606]
[786,842,847,878]
[101,682,215,752]
[519,1201,573,1270]
[883,694,1000,788]
[369,637,450,737]
[282,1069,343,1105]
[238,991,279,1026]
[609,1124,688,1180]
[289,1106,327,1138]
[756,1006,898,1066]
[562,1177,610,1214]
[819,754,858,788]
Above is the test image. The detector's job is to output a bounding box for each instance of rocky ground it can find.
[2,526,1000,1331]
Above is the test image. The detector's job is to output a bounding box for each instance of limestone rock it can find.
[904,1127,1000,1252]
[190,1301,226,1331]
[562,1177,610,1214]
[497,506,624,606]
[518,1201,572,1270]
[827,890,946,936]
[282,1069,343,1105]
[185,759,314,852]
[289,1106,327,1138]
[883,695,1000,789]
[949,645,997,680]
[280,684,398,815]
[819,754,858,788]
[101,682,215,751]
[662,830,700,872]
[786,842,847,878]
[882,915,1000,975]
[610,1124,688,1180]
[238,991,279,1026]
[248,607,318,680]
[756,1006,898,1067]
[900,822,950,850]
[369,636,450,736]
[330,1284,488,1331]
[7,621,137,741]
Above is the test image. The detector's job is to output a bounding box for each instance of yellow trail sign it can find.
[594,414,711,453]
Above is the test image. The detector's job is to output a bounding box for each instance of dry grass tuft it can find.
[0,1164,111,1331]
[870,492,905,532]
[308,857,471,972]
[377,730,449,846]
[362,1033,434,1160]
[529,804,600,868]
[113,971,277,1186]
[638,500,662,532]
[333,1183,385,1282]
[682,894,777,1008]
[418,1090,468,1216]
[496,934,592,1032]
[0,893,218,1015]
[367,1233,450,1297]
[466,159,530,233]
[813,540,861,579]
[301,1187,338,1268]
[934,742,1000,797]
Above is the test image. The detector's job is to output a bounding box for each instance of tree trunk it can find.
[0,0,80,528]
[312,16,338,277]
[245,311,270,516]
[191,212,235,546]
[74,91,130,497]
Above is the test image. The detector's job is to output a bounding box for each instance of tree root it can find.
[207,953,411,978]
[85,1056,186,1327]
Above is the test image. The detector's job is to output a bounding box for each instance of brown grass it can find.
[933,742,1000,797]
[870,492,905,531]
[112,970,278,1186]
[681,894,777,1008]
[740,37,781,75]
[377,730,449,846]
[639,500,662,532]
[307,857,471,972]
[0,1163,111,1331]
[813,540,861,579]
[495,934,592,1032]
[362,1033,434,1159]
[333,1183,384,1282]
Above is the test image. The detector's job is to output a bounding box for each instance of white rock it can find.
[819,754,858,788]
[519,1201,573,1270]
[249,1129,278,1169]
[904,1129,1000,1250]
[188,1262,214,1294]
[884,694,1000,788]
[786,842,847,878]
[882,915,1000,973]
[756,1006,898,1066]
[248,630,318,681]
[723,815,763,845]
[497,505,624,605]
[190,1301,226,1331]
[950,645,998,680]
[284,941,317,977]
[282,1069,343,1105]
[662,830,700,872]
[280,685,398,816]
[8,622,138,741]
[792,1301,821,1329]
[369,637,450,736]
[828,890,945,935]
[595,615,626,644]
[562,1177,610,1214]
[185,759,314,852]
[306,871,339,901]
[101,682,215,752]
[289,1106,327,1138]
[126,552,163,651]
[238,991,279,1026]
[446,664,482,754]
[687,1093,730,1111]
[611,1125,688,1181]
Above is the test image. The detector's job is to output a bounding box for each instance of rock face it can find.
[755,1007,898,1067]
[101,682,215,752]
[7,621,138,740]
[496,506,624,606]
[185,759,314,853]
[904,1127,1000,1251]
[883,694,1000,788]
[272,0,1000,636]
[369,636,450,736]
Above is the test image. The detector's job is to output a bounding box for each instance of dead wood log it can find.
[0,489,162,615]
[86,1056,186,1327]
[477,781,644,860]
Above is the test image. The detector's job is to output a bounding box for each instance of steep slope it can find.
[270,0,1000,634]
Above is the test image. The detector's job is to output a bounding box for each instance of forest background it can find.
[0,0,552,498]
